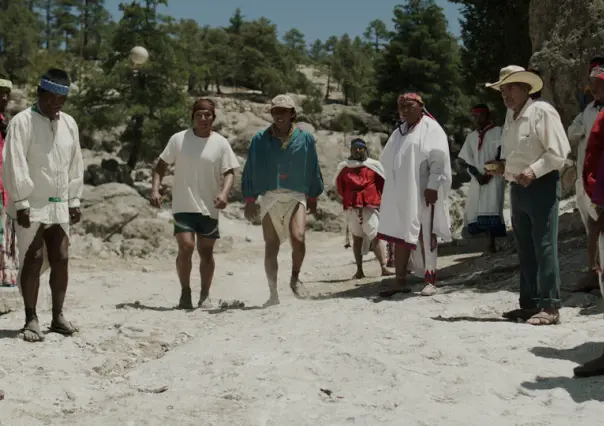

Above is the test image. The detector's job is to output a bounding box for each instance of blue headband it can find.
[39,78,69,96]
[351,139,367,148]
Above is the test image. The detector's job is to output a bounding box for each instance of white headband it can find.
[0,79,12,90]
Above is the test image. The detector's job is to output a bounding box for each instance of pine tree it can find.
[365,0,466,130]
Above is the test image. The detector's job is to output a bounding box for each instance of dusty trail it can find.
[0,217,603,425]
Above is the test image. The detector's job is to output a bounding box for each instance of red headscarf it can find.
[397,93,436,121]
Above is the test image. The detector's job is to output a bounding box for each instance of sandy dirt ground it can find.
[1,217,604,425]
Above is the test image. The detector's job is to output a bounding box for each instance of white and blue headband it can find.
[39,78,69,96]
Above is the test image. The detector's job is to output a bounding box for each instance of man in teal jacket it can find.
[242,94,324,306]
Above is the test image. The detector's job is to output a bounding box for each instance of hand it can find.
[149,190,162,208]
[477,174,492,186]
[516,167,536,187]
[424,189,438,206]
[69,207,81,225]
[244,201,259,222]
[16,208,31,228]
[484,160,505,176]
[307,197,318,215]
[214,193,228,210]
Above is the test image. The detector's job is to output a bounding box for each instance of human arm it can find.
[150,135,177,208]
[214,143,239,210]
[529,107,571,179]
[67,121,84,224]
[1,116,34,212]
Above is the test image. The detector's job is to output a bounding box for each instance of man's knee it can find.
[177,240,195,258]
[290,230,305,247]
[197,243,214,262]
[47,249,69,266]
[265,239,280,256]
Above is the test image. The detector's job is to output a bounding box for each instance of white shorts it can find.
[345,207,379,239]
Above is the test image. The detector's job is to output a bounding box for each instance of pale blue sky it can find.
[104,0,462,43]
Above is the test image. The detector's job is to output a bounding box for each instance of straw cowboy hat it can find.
[486,65,543,94]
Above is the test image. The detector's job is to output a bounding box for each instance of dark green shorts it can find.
[173,213,220,239]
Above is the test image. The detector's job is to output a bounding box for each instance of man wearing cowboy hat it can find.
[567,57,604,294]
[485,65,570,326]
[242,94,324,306]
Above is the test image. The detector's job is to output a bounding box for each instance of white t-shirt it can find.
[160,130,240,218]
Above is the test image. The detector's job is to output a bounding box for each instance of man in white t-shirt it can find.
[150,98,239,309]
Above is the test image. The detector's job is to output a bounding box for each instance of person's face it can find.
[0,88,10,113]
[398,100,423,123]
[350,144,367,161]
[271,107,295,127]
[500,83,530,111]
[471,111,489,129]
[192,109,214,131]
[38,91,67,117]
[589,77,604,102]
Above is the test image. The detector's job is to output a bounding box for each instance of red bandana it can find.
[477,123,496,151]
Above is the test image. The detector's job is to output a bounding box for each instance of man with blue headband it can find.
[2,68,84,342]
[335,138,392,279]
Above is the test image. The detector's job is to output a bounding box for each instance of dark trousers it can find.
[510,171,561,309]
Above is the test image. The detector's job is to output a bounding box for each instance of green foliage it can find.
[364,0,469,141]
[1,0,521,164]
[449,0,532,122]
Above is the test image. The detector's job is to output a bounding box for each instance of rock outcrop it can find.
[528,0,603,198]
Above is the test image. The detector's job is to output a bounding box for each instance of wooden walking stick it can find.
[344,224,351,248]
[429,203,437,252]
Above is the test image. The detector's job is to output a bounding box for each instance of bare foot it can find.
[50,313,78,336]
[526,309,560,326]
[352,270,365,279]
[381,266,395,276]
[197,292,214,308]
[22,317,45,342]
[572,270,599,293]
[262,296,280,308]
[178,288,193,309]
[379,277,412,297]
[290,278,309,299]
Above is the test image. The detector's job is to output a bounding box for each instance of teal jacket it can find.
[242,126,324,201]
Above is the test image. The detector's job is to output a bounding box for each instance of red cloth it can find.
[336,166,384,209]
[0,113,6,208]
[583,109,604,201]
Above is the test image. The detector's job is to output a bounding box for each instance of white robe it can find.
[457,126,505,232]
[378,116,452,280]
[334,158,385,255]
[2,107,84,290]
[568,101,600,230]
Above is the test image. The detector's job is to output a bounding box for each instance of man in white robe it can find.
[334,138,392,278]
[377,93,452,297]
[567,56,604,293]
[458,104,506,253]
[2,68,84,342]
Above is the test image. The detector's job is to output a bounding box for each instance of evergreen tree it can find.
[364,0,466,132]
[449,0,532,120]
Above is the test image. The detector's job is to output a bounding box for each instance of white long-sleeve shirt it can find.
[1,107,84,224]
[567,100,600,184]
[500,99,570,180]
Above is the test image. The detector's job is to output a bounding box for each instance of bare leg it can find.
[573,217,599,292]
[289,204,309,298]
[196,236,216,308]
[379,243,412,297]
[372,239,394,276]
[352,236,364,279]
[486,234,497,253]
[44,225,77,335]
[19,225,45,342]
[175,232,195,309]
[262,214,280,306]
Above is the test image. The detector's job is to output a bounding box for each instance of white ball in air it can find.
[130,46,149,65]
